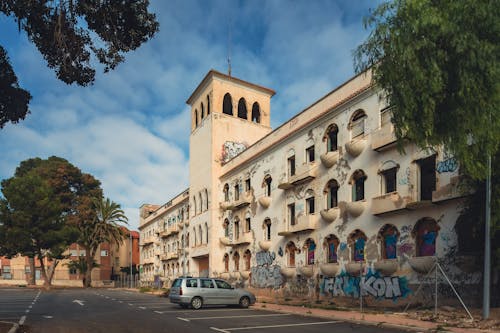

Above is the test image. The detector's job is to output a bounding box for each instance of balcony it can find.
[219,232,253,247]
[278,214,318,236]
[371,192,407,215]
[408,256,436,274]
[258,196,271,208]
[278,163,318,189]
[280,267,296,279]
[298,265,314,278]
[140,237,155,246]
[220,191,253,211]
[320,151,340,168]
[320,207,339,222]
[432,176,467,203]
[374,259,399,276]
[345,201,366,217]
[191,244,209,258]
[142,257,155,265]
[371,124,397,151]
[258,240,272,251]
[320,263,340,277]
[240,270,251,280]
[160,224,180,238]
[345,137,367,157]
[345,261,365,275]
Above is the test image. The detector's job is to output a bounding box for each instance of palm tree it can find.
[79,197,128,287]
[65,257,99,286]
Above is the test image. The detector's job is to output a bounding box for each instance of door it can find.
[199,278,217,304]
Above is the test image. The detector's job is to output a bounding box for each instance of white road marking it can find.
[25,310,29,313]
[154,311,163,314]
[72,300,85,306]
[128,303,133,306]
[139,306,147,310]
[211,320,341,331]
[19,316,26,325]
[181,314,291,321]
[43,315,53,319]
[177,317,190,322]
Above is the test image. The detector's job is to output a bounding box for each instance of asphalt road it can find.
[0,288,413,333]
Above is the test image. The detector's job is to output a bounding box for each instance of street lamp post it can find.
[130,231,133,289]
[483,154,491,319]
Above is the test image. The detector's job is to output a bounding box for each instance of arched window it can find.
[198,225,203,245]
[204,189,209,210]
[379,161,399,194]
[199,192,203,213]
[286,242,297,267]
[238,98,247,119]
[251,102,261,123]
[349,110,367,139]
[201,102,205,119]
[223,254,229,272]
[193,227,197,246]
[305,239,316,265]
[263,175,272,196]
[233,252,240,271]
[245,213,251,232]
[305,190,315,214]
[194,109,199,127]
[350,169,367,202]
[349,229,367,262]
[223,184,229,202]
[223,219,230,238]
[378,224,399,259]
[323,124,339,152]
[413,217,439,257]
[244,250,251,270]
[193,196,197,215]
[325,235,339,263]
[264,218,272,241]
[181,234,185,248]
[234,217,240,240]
[324,179,339,209]
[207,95,211,115]
[223,93,233,115]
[186,232,190,247]
[205,222,208,244]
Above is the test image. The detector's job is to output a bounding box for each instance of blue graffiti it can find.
[339,242,347,252]
[437,158,458,173]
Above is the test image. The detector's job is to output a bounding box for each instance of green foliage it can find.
[0,0,159,127]
[65,257,99,275]
[0,156,101,286]
[354,0,500,180]
[139,286,151,293]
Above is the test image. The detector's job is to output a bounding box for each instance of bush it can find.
[139,287,152,293]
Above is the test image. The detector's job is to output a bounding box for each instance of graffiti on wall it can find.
[437,158,458,174]
[251,251,284,289]
[398,167,411,185]
[221,141,248,164]
[321,271,411,301]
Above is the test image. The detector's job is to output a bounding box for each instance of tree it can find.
[65,257,99,286]
[0,156,101,287]
[78,197,128,288]
[0,0,159,128]
[354,0,499,180]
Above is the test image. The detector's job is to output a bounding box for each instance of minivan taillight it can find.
[179,287,183,296]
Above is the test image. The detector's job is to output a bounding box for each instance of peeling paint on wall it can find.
[221,141,248,164]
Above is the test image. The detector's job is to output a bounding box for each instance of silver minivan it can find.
[169,277,256,309]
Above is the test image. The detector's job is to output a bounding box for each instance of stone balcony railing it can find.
[345,137,367,157]
[140,237,155,246]
[258,240,272,251]
[320,150,340,168]
[142,257,155,265]
[219,232,253,247]
[371,124,397,151]
[220,191,253,211]
[278,214,318,236]
[371,192,407,215]
[258,196,272,208]
[278,162,318,190]
[432,175,467,203]
[345,200,366,217]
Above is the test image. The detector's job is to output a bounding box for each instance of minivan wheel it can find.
[191,297,203,310]
[239,296,250,308]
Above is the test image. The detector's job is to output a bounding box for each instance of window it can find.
[326,235,339,263]
[417,155,436,201]
[324,124,339,152]
[234,218,240,239]
[351,170,367,202]
[199,192,203,213]
[215,279,232,289]
[251,102,261,123]
[201,102,205,119]
[263,175,272,196]
[350,109,367,139]
[223,254,229,272]
[286,242,297,267]
[349,229,367,262]
[306,145,315,162]
[223,184,229,202]
[245,217,251,232]
[70,249,78,257]
[234,184,240,201]
[288,156,296,176]
[198,226,203,245]
[288,203,296,225]
[193,196,197,215]
[223,219,229,237]
[186,278,198,288]
[69,268,78,275]
[414,217,439,257]
[100,250,108,257]
[379,224,399,259]
[306,195,315,214]
[205,189,209,210]
[245,178,251,192]
[223,93,233,115]
[380,106,393,127]
[233,252,240,271]
[244,250,251,270]
[381,168,397,193]
[194,109,198,127]
[186,232,190,247]
[79,250,86,256]
[238,98,247,119]
[264,218,272,241]
[325,179,339,209]
[207,94,210,115]
[305,239,316,265]
[205,223,208,244]
[201,278,214,288]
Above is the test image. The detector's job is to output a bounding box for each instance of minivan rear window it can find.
[172,279,182,287]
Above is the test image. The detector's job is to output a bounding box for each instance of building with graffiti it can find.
[139,69,481,304]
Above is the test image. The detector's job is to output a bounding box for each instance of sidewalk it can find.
[254,302,500,333]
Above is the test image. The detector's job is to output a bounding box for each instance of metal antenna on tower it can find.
[227,15,232,77]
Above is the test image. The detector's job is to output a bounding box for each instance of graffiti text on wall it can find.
[251,251,284,289]
[437,158,458,173]
[322,271,411,301]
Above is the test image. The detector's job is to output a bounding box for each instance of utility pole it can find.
[483,153,491,319]
[130,230,133,289]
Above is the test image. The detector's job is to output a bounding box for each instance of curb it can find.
[1,321,18,333]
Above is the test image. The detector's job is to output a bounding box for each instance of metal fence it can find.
[113,274,140,288]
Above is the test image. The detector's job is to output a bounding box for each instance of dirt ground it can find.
[405,306,500,330]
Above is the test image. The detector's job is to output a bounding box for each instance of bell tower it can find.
[186,70,275,276]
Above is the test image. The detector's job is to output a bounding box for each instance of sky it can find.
[0,0,382,231]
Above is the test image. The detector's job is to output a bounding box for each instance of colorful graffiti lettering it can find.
[437,158,458,173]
[321,271,411,301]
